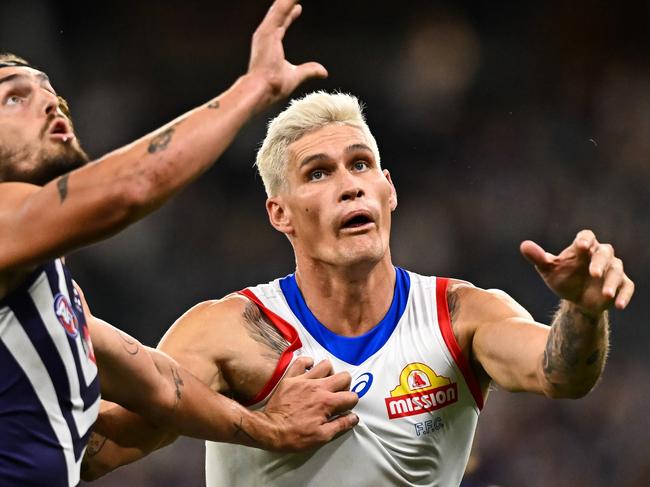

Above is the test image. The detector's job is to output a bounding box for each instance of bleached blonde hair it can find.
[255,91,381,196]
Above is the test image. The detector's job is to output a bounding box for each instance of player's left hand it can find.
[520,229,635,317]
[247,0,328,108]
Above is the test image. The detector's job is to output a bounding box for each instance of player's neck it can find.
[294,256,396,337]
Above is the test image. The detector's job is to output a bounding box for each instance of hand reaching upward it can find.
[248,0,328,108]
[520,229,635,317]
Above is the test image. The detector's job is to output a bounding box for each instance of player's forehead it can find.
[0,65,55,92]
[287,124,372,169]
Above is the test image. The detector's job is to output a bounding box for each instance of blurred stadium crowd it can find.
[2,0,647,485]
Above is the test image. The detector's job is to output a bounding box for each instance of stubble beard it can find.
[0,139,89,186]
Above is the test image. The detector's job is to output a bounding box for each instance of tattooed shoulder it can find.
[242,300,289,358]
[447,287,460,323]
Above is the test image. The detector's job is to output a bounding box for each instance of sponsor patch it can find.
[385,362,458,419]
[53,293,79,338]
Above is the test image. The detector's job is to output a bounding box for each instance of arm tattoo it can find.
[80,432,108,477]
[147,123,179,154]
[232,415,255,443]
[170,366,184,406]
[116,330,139,355]
[242,301,289,359]
[544,312,581,372]
[207,100,220,109]
[84,432,108,458]
[543,302,609,388]
[447,288,460,323]
[57,174,69,203]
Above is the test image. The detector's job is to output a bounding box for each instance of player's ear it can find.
[266,196,294,235]
[383,169,398,211]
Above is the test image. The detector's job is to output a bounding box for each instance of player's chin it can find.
[32,146,89,185]
[338,241,385,266]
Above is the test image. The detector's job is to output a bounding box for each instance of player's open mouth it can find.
[48,118,75,142]
[340,211,374,231]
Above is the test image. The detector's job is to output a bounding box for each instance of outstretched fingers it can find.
[572,229,635,310]
[294,61,328,83]
[600,256,623,298]
[263,0,300,32]
[588,243,613,279]
[615,276,635,309]
[282,3,302,32]
[597,249,634,309]
[520,239,555,271]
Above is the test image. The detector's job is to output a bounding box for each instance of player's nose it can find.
[338,171,365,202]
[42,90,59,117]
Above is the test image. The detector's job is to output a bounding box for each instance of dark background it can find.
[2,0,648,485]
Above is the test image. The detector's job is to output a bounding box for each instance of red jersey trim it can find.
[435,278,484,410]
[238,288,303,407]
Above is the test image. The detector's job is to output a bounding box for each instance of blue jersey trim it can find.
[279,267,411,366]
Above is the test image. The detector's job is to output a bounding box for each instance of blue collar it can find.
[279,267,410,366]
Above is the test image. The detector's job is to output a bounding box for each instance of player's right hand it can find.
[260,356,359,452]
[247,0,328,108]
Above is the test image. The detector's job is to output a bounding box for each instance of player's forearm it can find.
[90,72,271,213]
[81,401,179,480]
[6,73,270,270]
[80,431,162,481]
[145,350,278,449]
[540,300,609,399]
[92,320,280,450]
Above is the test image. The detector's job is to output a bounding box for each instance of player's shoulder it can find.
[446,279,532,321]
[158,293,253,359]
[172,293,250,329]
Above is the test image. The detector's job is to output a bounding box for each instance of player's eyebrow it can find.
[299,152,330,168]
[0,72,55,93]
[0,73,23,86]
[299,143,374,169]
[345,143,373,155]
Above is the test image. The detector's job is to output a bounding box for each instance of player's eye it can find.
[4,95,24,106]
[309,169,326,181]
[353,161,369,171]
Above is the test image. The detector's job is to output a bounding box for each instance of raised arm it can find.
[456,230,634,399]
[0,0,327,271]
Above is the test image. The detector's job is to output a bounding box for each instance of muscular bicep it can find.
[157,299,236,393]
[473,314,550,394]
[458,286,550,395]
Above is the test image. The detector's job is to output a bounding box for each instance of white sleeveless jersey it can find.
[206,268,484,487]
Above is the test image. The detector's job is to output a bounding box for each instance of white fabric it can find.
[206,272,480,487]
